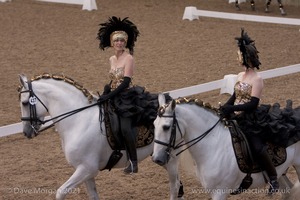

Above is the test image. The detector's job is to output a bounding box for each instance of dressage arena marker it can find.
[182,6,300,26]
[0,0,97,11]
[0,64,299,137]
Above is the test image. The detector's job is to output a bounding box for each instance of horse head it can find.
[18,73,97,139]
[152,93,182,166]
[18,74,48,138]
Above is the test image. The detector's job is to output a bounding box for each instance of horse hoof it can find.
[280,8,286,15]
[265,8,270,13]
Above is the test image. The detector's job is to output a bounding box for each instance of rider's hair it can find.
[235,28,261,69]
[97,16,140,55]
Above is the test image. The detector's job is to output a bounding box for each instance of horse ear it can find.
[171,99,176,110]
[19,74,28,88]
[158,93,166,106]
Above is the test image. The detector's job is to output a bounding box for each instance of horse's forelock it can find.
[158,104,168,117]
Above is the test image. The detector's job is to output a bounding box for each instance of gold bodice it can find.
[109,67,132,90]
[234,81,252,106]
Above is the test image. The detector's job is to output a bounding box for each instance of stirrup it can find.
[123,160,138,174]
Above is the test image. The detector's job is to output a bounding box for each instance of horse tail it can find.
[179,147,197,178]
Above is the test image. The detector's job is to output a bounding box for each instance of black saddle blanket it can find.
[228,120,287,174]
[103,102,154,150]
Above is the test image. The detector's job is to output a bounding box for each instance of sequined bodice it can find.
[234,81,252,106]
[109,67,132,90]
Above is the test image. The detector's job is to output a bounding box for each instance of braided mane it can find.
[175,97,219,114]
[30,73,94,103]
[158,97,220,117]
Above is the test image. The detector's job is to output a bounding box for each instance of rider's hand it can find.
[220,104,234,117]
[98,95,109,103]
[103,84,111,95]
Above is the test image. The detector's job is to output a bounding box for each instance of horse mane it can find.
[30,73,95,103]
[174,97,220,115]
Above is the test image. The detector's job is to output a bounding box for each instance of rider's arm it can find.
[224,92,236,106]
[99,77,131,101]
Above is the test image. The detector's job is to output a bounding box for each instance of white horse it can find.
[285,181,300,200]
[18,73,164,200]
[152,94,300,200]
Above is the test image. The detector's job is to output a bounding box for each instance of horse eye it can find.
[163,125,170,131]
[22,101,29,106]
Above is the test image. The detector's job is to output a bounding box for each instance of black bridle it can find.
[154,112,183,157]
[20,80,99,136]
[154,110,221,158]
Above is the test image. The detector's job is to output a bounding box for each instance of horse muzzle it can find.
[152,150,170,166]
[22,122,40,139]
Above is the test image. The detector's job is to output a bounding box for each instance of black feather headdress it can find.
[97,16,140,55]
[235,28,261,69]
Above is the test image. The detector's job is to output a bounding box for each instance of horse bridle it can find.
[154,108,221,159]
[19,80,99,136]
[19,80,50,136]
[154,112,184,158]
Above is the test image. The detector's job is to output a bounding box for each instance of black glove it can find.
[219,92,236,118]
[97,76,131,103]
[98,94,109,103]
[220,104,235,117]
[231,96,260,112]
[225,92,236,106]
[220,96,260,118]
[102,82,112,95]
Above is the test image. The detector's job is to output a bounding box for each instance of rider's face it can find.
[237,50,243,66]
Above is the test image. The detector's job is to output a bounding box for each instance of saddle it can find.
[103,101,154,150]
[227,120,287,174]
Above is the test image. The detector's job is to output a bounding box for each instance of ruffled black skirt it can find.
[111,85,171,127]
[235,100,300,148]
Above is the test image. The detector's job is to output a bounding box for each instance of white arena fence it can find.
[0,64,299,138]
[182,6,300,26]
[0,0,97,11]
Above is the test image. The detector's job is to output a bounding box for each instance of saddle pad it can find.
[228,120,287,174]
[103,102,154,150]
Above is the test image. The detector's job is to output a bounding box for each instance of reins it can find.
[155,102,221,157]
[38,103,99,133]
[175,118,220,156]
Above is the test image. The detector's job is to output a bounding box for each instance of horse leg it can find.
[85,178,99,200]
[278,168,294,199]
[279,174,294,189]
[250,0,255,11]
[164,158,182,200]
[56,166,99,200]
[294,165,300,182]
[277,0,286,15]
[265,0,272,12]
[235,0,241,11]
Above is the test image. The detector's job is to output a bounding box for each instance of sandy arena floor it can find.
[0,0,300,199]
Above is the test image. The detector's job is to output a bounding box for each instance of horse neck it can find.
[177,104,232,160]
[33,79,92,116]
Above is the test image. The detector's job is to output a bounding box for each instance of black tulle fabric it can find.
[235,100,300,148]
[110,85,171,127]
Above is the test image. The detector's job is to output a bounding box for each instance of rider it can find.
[96,16,161,174]
[220,28,279,193]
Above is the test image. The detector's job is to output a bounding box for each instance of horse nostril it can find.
[152,157,166,166]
